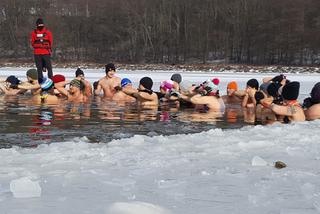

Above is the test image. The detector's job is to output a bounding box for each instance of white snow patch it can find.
[251,156,268,166]
[10,177,41,198]
[106,201,172,214]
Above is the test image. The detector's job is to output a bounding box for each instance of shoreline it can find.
[0,60,319,74]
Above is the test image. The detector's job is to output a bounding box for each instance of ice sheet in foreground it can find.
[1,121,320,214]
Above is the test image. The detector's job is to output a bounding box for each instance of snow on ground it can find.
[0,121,320,214]
[1,68,320,213]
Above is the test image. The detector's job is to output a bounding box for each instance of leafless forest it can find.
[0,0,320,65]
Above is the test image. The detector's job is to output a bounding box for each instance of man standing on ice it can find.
[30,18,53,79]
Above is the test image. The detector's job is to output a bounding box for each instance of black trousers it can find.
[34,54,53,79]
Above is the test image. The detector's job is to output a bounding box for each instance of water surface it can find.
[0,95,248,148]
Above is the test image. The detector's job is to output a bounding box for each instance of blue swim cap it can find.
[121,78,132,88]
[40,77,54,90]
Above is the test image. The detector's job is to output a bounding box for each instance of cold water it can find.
[0,95,247,148]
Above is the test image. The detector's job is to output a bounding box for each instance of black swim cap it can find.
[139,77,153,90]
[171,73,182,84]
[247,79,259,90]
[75,68,84,77]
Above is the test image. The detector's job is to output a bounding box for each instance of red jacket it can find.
[31,27,53,55]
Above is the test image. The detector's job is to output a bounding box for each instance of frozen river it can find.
[0,68,320,214]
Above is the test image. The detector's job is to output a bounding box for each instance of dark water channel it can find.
[0,95,249,148]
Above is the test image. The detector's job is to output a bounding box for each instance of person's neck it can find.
[105,75,113,80]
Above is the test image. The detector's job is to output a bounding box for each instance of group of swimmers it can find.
[1,63,320,123]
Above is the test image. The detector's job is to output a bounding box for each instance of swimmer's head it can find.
[121,78,132,88]
[40,77,54,91]
[281,81,300,101]
[70,79,85,92]
[160,80,174,93]
[75,68,84,78]
[139,77,153,90]
[170,73,182,84]
[26,69,38,81]
[227,81,238,96]
[246,79,259,90]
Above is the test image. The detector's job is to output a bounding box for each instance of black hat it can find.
[311,82,320,104]
[75,68,84,77]
[267,82,281,97]
[36,18,44,26]
[171,73,182,84]
[246,79,259,90]
[6,75,20,85]
[105,63,116,73]
[282,81,300,100]
[139,77,153,90]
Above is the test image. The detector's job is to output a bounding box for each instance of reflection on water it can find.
[0,95,249,148]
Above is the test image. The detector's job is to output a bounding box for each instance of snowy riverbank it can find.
[1,62,320,74]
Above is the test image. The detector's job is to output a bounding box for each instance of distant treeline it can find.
[0,0,320,65]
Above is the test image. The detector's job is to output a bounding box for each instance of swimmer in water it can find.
[94,63,121,99]
[122,76,158,107]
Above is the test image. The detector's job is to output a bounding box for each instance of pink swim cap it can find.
[160,80,174,92]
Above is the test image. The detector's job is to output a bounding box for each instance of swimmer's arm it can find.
[82,80,92,97]
[178,93,191,102]
[234,90,246,98]
[94,82,102,96]
[0,83,6,93]
[190,94,209,105]
[0,84,20,95]
[54,81,69,97]
[122,87,139,96]
[136,92,155,101]
[262,77,273,83]
[18,82,40,90]
[0,83,15,95]
[270,104,295,116]
[242,93,249,107]
[260,97,273,106]
[247,89,257,106]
